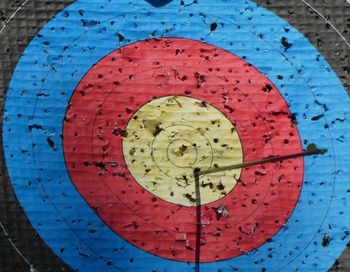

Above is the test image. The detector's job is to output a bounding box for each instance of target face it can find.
[1,0,350,271]
[63,38,304,262]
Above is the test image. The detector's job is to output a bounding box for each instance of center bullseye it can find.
[123,95,243,206]
[166,139,198,168]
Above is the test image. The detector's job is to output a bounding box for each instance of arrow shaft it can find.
[197,149,320,176]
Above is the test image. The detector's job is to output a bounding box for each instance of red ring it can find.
[63,38,303,262]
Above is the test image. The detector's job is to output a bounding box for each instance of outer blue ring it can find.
[3,0,350,271]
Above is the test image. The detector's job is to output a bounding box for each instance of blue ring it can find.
[3,0,350,271]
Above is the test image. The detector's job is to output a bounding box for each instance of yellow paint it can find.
[123,96,243,206]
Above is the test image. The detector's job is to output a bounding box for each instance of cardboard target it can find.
[1,0,350,271]
[63,38,303,262]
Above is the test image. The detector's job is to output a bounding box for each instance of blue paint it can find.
[3,0,350,271]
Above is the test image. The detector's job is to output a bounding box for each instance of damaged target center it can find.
[166,138,198,168]
[123,96,243,206]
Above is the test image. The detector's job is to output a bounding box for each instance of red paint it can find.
[63,38,303,262]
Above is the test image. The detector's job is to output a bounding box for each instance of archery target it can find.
[1,0,350,271]
[62,37,304,262]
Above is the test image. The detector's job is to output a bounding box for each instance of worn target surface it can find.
[1,0,350,271]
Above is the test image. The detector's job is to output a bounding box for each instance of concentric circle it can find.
[123,95,243,206]
[2,0,350,271]
[63,38,303,262]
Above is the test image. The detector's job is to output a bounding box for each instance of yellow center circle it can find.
[123,96,243,206]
